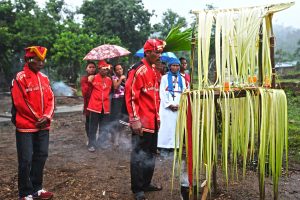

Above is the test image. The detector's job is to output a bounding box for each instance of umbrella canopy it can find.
[83,44,131,60]
[134,48,178,62]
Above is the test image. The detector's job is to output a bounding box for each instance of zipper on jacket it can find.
[37,73,44,114]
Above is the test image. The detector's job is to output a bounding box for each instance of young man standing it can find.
[11,46,55,200]
[125,39,165,200]
[86,60,112,152]
[80,61,97,143]
[179,57,191,87]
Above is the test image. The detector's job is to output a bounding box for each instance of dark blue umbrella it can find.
[134,48,178,62]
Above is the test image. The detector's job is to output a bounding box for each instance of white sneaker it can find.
[88,146,95,152]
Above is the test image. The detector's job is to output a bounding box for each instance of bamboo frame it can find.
[187,2,294,199]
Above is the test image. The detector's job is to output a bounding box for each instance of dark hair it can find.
[85,61,96,68]
[179,57,186,62]
[113,63,123,71]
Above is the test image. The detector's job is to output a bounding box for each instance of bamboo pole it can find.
[270,36,276,89]
[190,24,196,90]
[258,23,265,200]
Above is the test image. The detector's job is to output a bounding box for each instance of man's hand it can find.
[130,120,143,136]
[88,75,95,82]
[35,116,48,128]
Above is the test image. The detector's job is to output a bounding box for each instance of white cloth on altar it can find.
[158,74,186,149]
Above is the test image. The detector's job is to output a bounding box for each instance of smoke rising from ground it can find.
[52,81,74,96]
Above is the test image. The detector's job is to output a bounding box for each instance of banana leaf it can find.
[164,26,193,52]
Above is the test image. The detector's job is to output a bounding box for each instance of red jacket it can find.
[181,73,190,88]
[80,75,93,116]
[125,58,160,133]
[11,64,55,133]
[87,74,112,114]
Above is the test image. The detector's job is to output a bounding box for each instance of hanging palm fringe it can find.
[174,89,288,198]
[173,2,293,199]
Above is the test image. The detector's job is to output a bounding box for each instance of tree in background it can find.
[79,0,153,52]
[153,9,187,38]
[294,40,300,66]
[0,0,67,86]
[0,0,15,87]
[275,49,293,63]
[51,26,121,83]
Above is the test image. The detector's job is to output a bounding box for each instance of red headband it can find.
[98,60,111,69]
[143,39,166,52]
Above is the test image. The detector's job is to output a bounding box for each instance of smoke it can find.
[94,116,132,150]
[52,81,74,96]
[132,148,156,169]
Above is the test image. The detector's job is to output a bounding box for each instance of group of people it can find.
[10,39,190,200]
[80,60,126,152]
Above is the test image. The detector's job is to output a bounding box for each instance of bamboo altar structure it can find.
[173,2,295,200]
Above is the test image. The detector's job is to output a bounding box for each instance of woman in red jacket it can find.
[86,60,112,152]
[80,61,96,142]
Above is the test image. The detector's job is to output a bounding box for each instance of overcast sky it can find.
[36,0,299,28]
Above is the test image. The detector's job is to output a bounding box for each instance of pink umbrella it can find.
[83,44,131,60]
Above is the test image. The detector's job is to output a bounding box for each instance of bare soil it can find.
[0,96,299,200]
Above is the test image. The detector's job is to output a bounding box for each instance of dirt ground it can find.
[0,95,300,200]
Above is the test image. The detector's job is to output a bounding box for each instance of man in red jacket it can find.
[86,60,112,152]
[125,39,165,200]
[11,46,54,200]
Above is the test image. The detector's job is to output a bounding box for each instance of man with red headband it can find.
[125,39,165,200]
[11,46,54,200]
[86,60,112,152]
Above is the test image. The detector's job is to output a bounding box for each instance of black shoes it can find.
[143,183,163,192]
[134,183,162,200]
[135,191,146,200]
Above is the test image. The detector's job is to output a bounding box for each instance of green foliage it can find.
[79,0,153,51]
[285,89,300,162]
[0,0,16,83]
[164,26,192,52]
[295,40,300,65]
[0,0,193,87]
[153,9,187,38]
[50,28,121,83]
[275,48,293,63]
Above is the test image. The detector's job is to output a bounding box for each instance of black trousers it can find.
[130,131,158,194]
[85,115,90,138]
[111,97,124,121]
[110,97,125,135]
[88,111,110,147]
[16,130,49,197]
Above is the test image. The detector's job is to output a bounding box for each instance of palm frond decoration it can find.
[164,25,193,52]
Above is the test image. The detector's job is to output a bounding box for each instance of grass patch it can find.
[277,78,300,83]
[285,89,300,163]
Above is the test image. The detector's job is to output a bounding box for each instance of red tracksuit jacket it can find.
[11,64,55,133]
[87,74,112,114]
[125,58,160,133]
[80,75,93,116]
